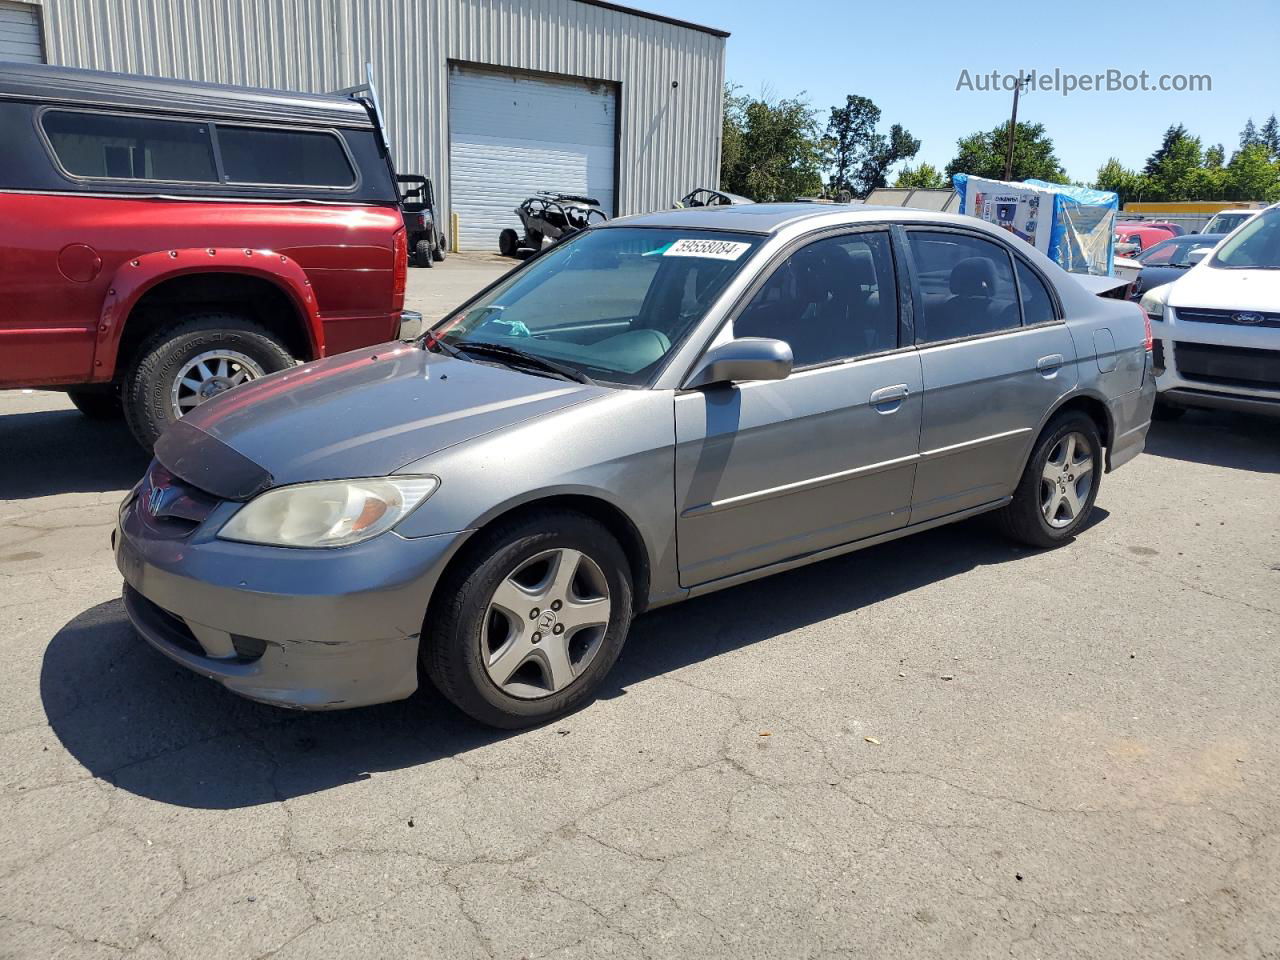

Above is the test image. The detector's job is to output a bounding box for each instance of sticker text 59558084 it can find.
[663,238,751,261]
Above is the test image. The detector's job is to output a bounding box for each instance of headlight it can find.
[218,476,439,548]
[1139,284,1170,321]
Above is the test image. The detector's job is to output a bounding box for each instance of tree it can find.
[1261,114,1280,160]
[1144,124,1203,200]
[1205,143,1225,169]
[894,162,948,189]
[823,96,919,197]
[944,121,1067,183]
[1094,157,1149,206]
[1224,143,1280,202]
[857,123,920,195]
[1239,118,1262,151]
[720,86,827,201]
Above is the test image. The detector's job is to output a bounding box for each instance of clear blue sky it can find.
[636,0,1280,183]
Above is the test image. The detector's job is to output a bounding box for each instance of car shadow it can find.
[41,510,1106,810]
[0,406,150,499]
[1144,409,1280,473]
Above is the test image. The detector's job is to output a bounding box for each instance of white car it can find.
[1202,208,1259,235]
[1141,203,1280,419]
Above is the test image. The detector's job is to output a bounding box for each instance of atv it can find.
[499,193,608,257]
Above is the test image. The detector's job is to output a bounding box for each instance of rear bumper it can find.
[397,310,425,340]
[1106,368,1156,471]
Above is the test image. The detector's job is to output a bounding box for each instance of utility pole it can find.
[1003,73,1028,181]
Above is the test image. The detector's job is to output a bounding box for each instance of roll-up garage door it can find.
[0,2,43,62]
[448,64,616,252]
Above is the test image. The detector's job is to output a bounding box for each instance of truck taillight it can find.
[392,227,407,309]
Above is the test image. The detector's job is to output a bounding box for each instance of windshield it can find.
[428,227,764,386]
[1206,213,1250,233]
[1211,208,1280,270]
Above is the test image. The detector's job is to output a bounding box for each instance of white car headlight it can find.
[1139,284,1171,321]
[218,476,439,548]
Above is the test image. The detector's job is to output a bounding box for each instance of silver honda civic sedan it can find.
[115,204,1155,727]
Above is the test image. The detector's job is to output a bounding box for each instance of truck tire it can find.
[122,313,295,450]
[432,230,446,262]
[415,239,434,268]
[499,229,519,257]
[66,388,123,420]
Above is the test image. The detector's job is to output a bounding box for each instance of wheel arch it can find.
[427,491,655,620]
[1036,391,1115,470]
[94,248,323,382]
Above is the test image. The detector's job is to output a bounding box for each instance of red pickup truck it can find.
[0,63,421,447]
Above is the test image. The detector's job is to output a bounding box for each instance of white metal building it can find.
[5,0,727,250]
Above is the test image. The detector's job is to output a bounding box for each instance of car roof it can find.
[603,202,988,235]
[0,61,374,129]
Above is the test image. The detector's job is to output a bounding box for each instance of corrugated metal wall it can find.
[29,0,725,229]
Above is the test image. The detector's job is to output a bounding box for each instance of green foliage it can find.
[1204,143,1225,169]
[824,96,919,197]
[944,121,1067,183]
[1094,157,1148,206]
[720,84,827,201]
[1144,125,1203,200]
[1226,144,1280,202]
[1093,130,1280,204]
[894,162,948,189]
[1261,114,1280,160]
[1239,118,1261,150]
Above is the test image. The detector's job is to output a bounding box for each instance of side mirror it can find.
[1187,247,1212,265]
[684,337,793,389]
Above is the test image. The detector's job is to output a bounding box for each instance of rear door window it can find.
[41,110,217,182]
[907,231,1020,343]
[217,126,355,187]
[1013,258,1057,326]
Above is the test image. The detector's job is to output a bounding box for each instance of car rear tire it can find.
[423,510,634,729]
[1152,399,1185,421]
[415,239,434,268]
[499,229,519,258]
[997,411,1103,549]
[66,388,123,420]
[122,313,295,450]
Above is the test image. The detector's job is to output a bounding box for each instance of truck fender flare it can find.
[92,247,323,381]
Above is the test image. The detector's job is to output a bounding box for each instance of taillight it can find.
[391,227,407,310]
[1137,303,1153,352]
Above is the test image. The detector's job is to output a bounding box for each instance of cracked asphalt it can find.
[2,263,1279,958]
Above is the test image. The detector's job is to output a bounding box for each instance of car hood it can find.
[162,343,606,497]
[1167,264,1280,312]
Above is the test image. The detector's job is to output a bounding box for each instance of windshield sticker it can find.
[659,238,752,261]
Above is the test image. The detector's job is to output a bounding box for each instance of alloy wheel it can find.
[170,350,266,418]
[1040,431,1095,528]
[482,548,612,700]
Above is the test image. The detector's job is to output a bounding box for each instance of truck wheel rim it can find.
[482,548,612,700]
[171,350,265,418]
[1040,431,1095,529]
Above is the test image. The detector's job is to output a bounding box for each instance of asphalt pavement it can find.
[1,257,1278,959]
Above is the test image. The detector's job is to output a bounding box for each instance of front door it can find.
[674,229,923,587]
[903,228,1078,523]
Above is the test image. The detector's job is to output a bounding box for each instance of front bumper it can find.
[1152,309,1280,416]
[114,497,465,710]
[397,309,425,340]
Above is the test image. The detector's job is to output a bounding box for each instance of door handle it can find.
[1036,354,1065,375]
[870,384,909,410]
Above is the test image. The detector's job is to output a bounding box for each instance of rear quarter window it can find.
[217,126,355,188]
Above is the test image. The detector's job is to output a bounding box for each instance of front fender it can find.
[92,247,323,382]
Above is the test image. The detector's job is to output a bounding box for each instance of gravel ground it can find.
[1,259,1277,958]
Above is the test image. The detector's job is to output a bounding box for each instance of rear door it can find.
[674,228,923,586]
[904,228,1077,523]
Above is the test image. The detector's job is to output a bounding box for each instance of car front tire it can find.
[998,411,1103,549]
[122,313,295,450]
[423,511,634,729]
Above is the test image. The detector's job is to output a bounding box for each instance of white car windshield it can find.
[428,228,763,386]
[1211,208,1280,270]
